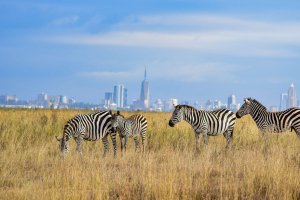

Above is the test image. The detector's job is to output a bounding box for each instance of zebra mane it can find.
[177,104,197,112]
[249,98,267,111]
[112,113,125,118]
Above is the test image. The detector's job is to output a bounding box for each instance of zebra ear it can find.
[55,136,61,142]
[117,110,120,115]
[244,98,251,104]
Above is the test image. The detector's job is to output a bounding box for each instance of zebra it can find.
[111,111,147,152]
[55,110,117,157]
[168,105,236,147]
[236,97,300,137]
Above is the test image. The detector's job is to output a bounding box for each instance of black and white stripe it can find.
[55,110,117,157]
[168,105,236,146]
[236,97,300,136]
[111,111,147,152]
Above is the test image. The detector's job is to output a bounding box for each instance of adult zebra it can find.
[55,110,117,157]
[111,111,147,152]
[168,105,236,146]
[236,97,300,136]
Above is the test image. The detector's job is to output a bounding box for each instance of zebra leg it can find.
[292,125,300,139]
[224,128,234,147]
[75,136,83,156]
[102,135,109,158]
[194,132,201,152]
[110,132,117,158]
[201,130,208,145]
[141,132,146,153]
[121,137,125,157]
[119,135,124,153]
[124,136,128,152]
[134,136,140,152]
[260,124,268,138]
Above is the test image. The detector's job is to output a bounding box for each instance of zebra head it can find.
[236,98,252,118]
[55,122,73,155]
[55,135,69,155]
[169,105,184,127]
[111,111,124,133]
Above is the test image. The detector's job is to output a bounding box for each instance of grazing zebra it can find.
[236,97,300,137]
[55,110,117,157]
[111,111,147,152]
[168,105,236,146]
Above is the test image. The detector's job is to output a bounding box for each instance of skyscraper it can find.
[124,88,128,107]
[288,83,297,108]
[227,94,237,111]
[113,84,125,108]
[104,92,113,108]
[140,68,150,111]
[280,93,288,111]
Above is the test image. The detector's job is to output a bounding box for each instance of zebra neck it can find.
[183,109,198,126]
[118,118,127,127]
[63,134,70,141]
[250,106,267,122]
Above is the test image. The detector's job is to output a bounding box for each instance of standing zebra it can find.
[236,97,300,137]
[111,111,147,152]
[55,110,117,157]
[168,105,236,147]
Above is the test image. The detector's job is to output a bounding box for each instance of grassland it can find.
[0,109,299,199]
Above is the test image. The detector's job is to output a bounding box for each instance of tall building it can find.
[165,98,178,111]
[214,100,221,109]
[227,94,237,111]
[48,96,60,109]
[113,84,125,108]
[37,93,48,107]
[0,95,18,105]
[280,93,288,111]
[288,83,297,108]
[139,68,150,111]
[104,92,113,108]
[59,95,68,104]
[153,99,163,112]
[205,100,214,111]
[124,88,128,107]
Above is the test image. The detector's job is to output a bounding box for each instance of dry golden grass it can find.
[0,109,300,199]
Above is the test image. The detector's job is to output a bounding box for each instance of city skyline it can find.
[1,1,300,106]
[1,82,298,112]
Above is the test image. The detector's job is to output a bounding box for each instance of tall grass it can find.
[0,109,299,199]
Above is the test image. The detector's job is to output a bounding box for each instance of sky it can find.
[1,0,300,108]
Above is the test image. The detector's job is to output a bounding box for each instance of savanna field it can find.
[0,109,300,199]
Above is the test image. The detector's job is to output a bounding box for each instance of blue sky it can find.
[1,0,300,107]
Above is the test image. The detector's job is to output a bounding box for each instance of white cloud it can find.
[150,62,237,83]
[44,13,300,57]
[76,63,236,83]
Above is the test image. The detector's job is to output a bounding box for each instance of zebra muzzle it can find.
[168,120,175,127]
[112,127,117,133]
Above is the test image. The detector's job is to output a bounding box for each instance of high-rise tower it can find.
[140,68,150,111]
[113,84,125,108]
[227,94,236,111]
[288,83,297,108]
[280,93,288,111]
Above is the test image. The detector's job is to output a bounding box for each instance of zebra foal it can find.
[236,97,300,137]
[111,111,147,152]
[55,110,117,157]
[169,105,236,147]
